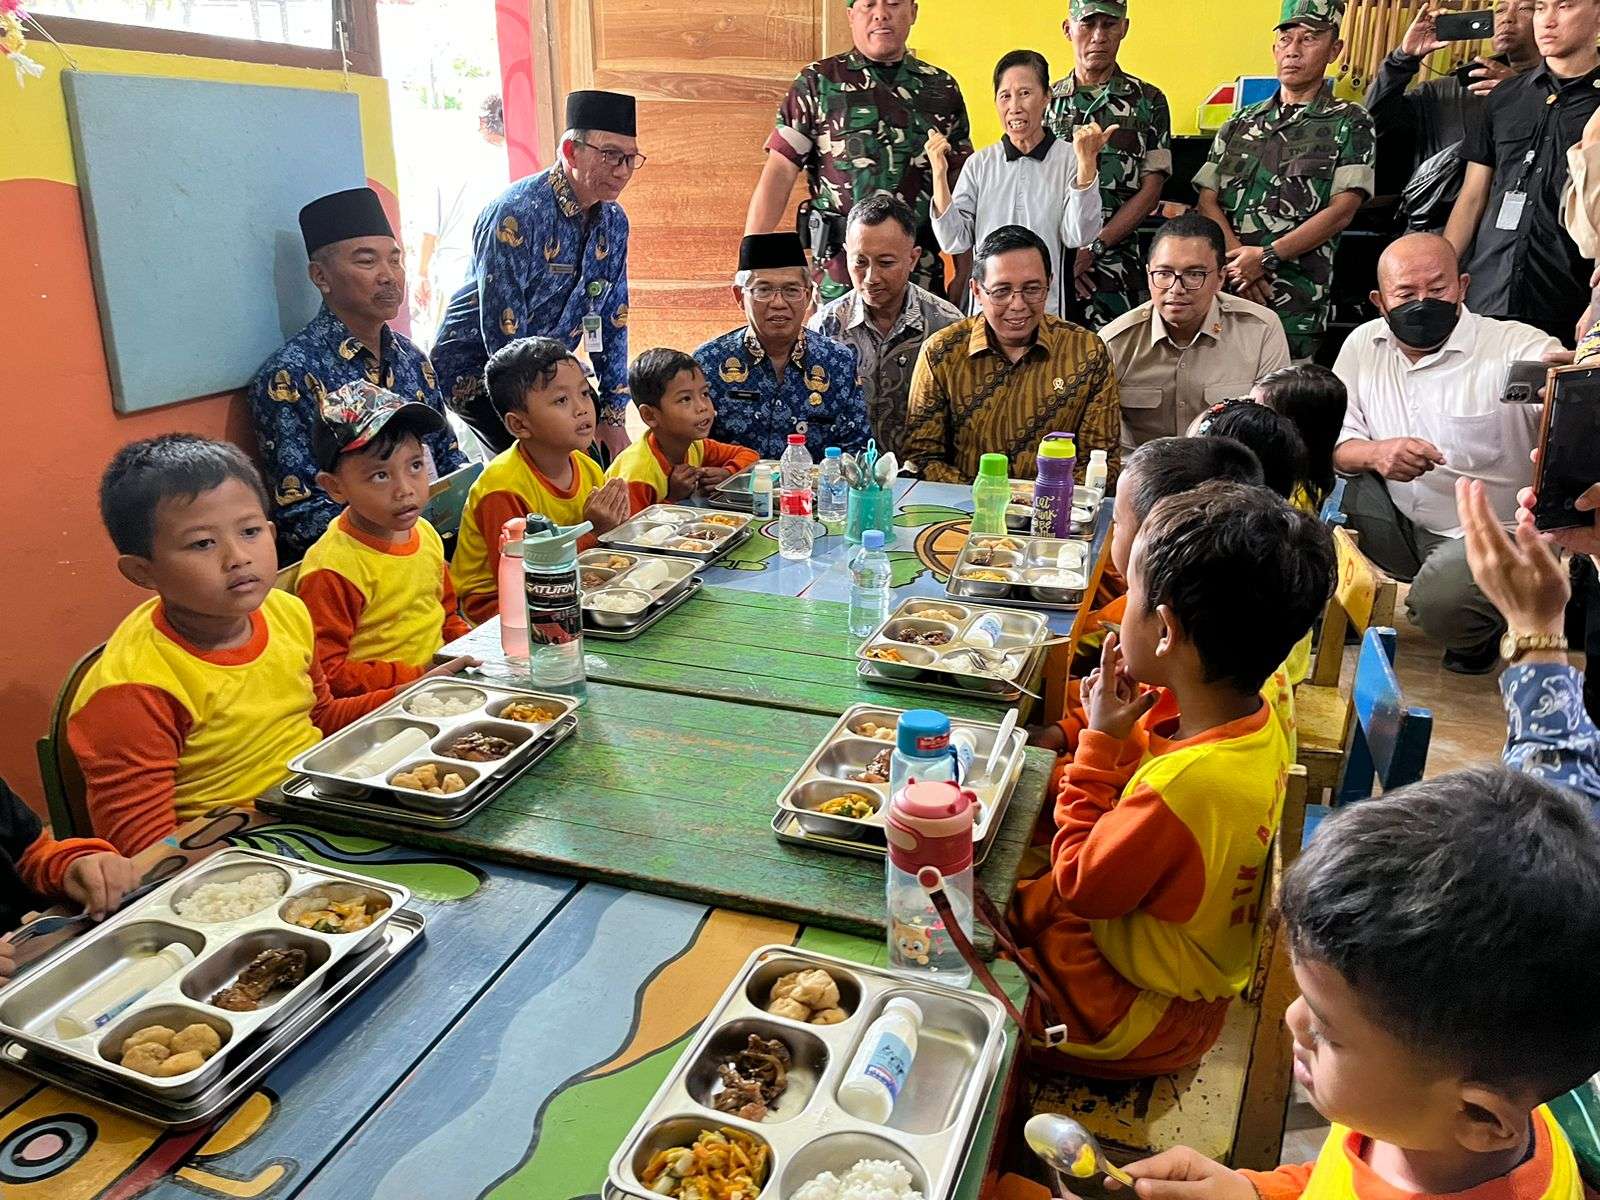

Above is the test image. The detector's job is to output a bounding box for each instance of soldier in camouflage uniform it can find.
[1046,0,1173,329]
[1194,0,1375,360]
[747,0,973,305]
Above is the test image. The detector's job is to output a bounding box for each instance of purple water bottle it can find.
[1032,434,1077,539]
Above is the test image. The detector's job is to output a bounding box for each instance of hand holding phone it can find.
[1532,365,1600,531]
[1435,9,1493,41]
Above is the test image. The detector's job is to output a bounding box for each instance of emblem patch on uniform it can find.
[268,369,296,403]
[544,237,562,262]
[302,373,327,404]
[453,376,478,402]
[595,234,609,262]
[338,338,361,361]
[276,475,310,505]
[611,303,628,328]
[720,357,750,384]
[498,217,525,248]
[805,365,830,394]
[421,360,437,389]
[501,308,520,336]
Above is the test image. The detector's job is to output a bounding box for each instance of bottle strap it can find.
[924,875,1071,1048]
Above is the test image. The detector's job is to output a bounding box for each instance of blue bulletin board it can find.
[61,71,368,413]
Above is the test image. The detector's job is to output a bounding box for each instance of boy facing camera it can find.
[68,436,408,855]
[296,381,472,695]
[607,349,758,515]
[1012,482,1336,1077]
[451,337,631,622]
[1113,767,1600,1200]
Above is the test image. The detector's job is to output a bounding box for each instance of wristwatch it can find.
[1259,243,1282,275]
[1500,631,1569,662]
[1089,239,1106,258]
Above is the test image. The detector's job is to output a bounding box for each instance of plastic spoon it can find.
[1025,1113,1135,1189]
[981,708,1019,783]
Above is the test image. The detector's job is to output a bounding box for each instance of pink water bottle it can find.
[497,516,529,662]
[886,780,975,988]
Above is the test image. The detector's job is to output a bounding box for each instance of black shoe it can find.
[1442,643,1499,676]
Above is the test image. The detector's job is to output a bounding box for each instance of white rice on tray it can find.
[174,871,287,922]
[790,1159,925,1200]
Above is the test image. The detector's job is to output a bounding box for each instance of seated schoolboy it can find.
[451,337,632,622]
[608,348,759,515]
[0,776,141,982]
[68,435,413,855]
[1107,766,1600,1200]
[1252,362,1346,513]
[1010,481,1336,1078]
[296,380,472,695]
[1033,436,1265,758]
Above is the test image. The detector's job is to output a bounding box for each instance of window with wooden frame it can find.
[27,0,381,75]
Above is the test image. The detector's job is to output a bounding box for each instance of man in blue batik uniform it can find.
[431,89,640,459]
[249,186,466,562]
[696,232,870,461]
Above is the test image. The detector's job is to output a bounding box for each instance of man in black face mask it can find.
[1332,233,1561,674]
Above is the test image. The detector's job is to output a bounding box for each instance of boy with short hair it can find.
[1011,481,1335,1077]
[67,435,412,855]
[1113,766,1600,1200]
[1034,436,1266,758]
[296,381,472,695]
[451,337,631,622]
[608,349,759,515]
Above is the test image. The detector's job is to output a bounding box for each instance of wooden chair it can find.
[1029,767,1310,1171]
[1296,527,1397,800]
[35,644,105,840]
[273,560,301,593]
[1301,627,1434,845]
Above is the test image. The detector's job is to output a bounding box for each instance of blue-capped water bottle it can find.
[848,529,892,636]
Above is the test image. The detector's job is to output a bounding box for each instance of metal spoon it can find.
[1025,1113,1135,1189]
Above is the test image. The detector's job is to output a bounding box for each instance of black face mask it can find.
[1384,298,1461,350]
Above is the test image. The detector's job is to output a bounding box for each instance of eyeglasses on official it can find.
[976,281,1049,304]
[575,139,648,171]
[746,283,811,303]
[1148,268,1216,292]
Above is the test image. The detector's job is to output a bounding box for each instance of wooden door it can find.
[549,0,851,356]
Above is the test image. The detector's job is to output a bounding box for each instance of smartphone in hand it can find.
[1435,9,1493,41]
[1533,365,1600,531]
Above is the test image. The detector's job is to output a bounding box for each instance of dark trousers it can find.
[1341,473,1504,654]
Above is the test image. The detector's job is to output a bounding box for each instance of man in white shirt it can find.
[1334,232,1558,673]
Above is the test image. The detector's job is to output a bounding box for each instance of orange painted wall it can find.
[1,46,400,817]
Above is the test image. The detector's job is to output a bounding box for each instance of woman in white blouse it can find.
[928,49,1111,316]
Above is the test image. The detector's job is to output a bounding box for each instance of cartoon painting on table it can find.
[718,505,973,590]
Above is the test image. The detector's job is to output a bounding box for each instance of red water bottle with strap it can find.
[886,781,975,987]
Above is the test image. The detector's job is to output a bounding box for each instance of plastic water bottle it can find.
[886,780,976,988]
[1032,434,1077,538]
[751,463,775,519]
[778,433,815,561]
[849,529,892,636]
[520,516,590,698]
[818,446,848,525]
[970,452,1010,536]
[889,709,970,798]
[1085,448,1108,495]
[497,517,529,666]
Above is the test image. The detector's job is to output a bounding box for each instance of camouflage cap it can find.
[311,379,445,472]
[1070,0,1128,19]
[1276,0,1344,32]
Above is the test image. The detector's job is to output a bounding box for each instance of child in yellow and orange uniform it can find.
[1068,769,1600,1200]
[1033,437,1266,763]
[607,349,758,516]
[67,436,462,855]
[296,381,473,695]
[451,337,631,622]
[1010,482,1334,1078]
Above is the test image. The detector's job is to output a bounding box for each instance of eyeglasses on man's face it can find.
[746,283,810,304]
[1148,267,1215,292]
[576,139,647,171]
[976,281,1049,305]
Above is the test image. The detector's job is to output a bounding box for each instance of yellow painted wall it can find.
[915,0,1284,145]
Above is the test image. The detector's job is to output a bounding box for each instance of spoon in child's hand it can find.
[1025,1113,1135,1189]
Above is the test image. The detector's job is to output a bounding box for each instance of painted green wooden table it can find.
[446,587,1038,721]
[264,681,1054,949]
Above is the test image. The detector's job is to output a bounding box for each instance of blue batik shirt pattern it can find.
[696,326,869,461]
[430,164,630,419]
[1502,662,1600,813]
[248,305,466,558]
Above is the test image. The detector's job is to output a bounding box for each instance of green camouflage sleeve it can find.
[767,67,821,167]
[1332,107,1377,199]
[1144,87,1174,178]
[949,84,975,170]
[1192,119,1234,194]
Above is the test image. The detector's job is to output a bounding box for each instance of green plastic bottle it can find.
[970,453,1011,535]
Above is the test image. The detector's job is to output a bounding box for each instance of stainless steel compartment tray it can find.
[2,907,425,1130]
[585,577,702,641]
[946,533,1094,612]
[607,944,1007,1200]
[771,810,1004,866]
[0,848,410,1099]
[597,503,753,563]
[267,715,579,829]
[856,597,1048,700]
[287,677,580,804]
[775,703,1027,847]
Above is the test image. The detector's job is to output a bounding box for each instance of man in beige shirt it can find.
[1102,213,1291,450]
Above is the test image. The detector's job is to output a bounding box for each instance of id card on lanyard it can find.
[1499,93,1559,232]
[583,280,606,354]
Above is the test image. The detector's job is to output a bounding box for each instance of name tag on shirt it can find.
[583,313,604,354]
[549,263,576,275]
[1496,191,1529,232]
